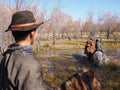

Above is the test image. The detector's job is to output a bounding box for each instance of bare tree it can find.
[111,14,120,43]
[50,8,66,45]
[0,0,13,53]
[98,12,112,39]
[82,10,97,40]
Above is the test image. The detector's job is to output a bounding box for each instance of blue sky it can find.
[42,0,120,21]
[5,0,120,21]
[61,0,120,21]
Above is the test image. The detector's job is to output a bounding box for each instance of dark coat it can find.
[0,44,50,90]
[95,41,102,51]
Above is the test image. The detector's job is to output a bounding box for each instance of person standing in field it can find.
[0,10,52,90]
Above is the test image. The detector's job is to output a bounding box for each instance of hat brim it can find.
[5,22,44,32]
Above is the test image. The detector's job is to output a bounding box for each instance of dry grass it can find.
[102,39,120,49]
[100,61,120,90]
[34,38,120,89]
[34,39,120,52]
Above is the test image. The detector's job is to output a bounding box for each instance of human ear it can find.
[30,30,36,38]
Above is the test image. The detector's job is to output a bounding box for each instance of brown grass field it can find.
[34,38,120,90]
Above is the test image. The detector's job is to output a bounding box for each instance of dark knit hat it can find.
[6,10,44,32]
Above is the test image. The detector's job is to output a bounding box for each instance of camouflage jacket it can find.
[0,44,51,90]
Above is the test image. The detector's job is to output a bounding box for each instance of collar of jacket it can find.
[7,44,34,55]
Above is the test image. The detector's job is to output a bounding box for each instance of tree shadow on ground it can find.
[72,53,99,70]
[72,53,88,63]
[72,53,90,72]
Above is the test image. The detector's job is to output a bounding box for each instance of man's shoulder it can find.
[15,51,39,63]
[14,52,42,72]
[2,49,41,69]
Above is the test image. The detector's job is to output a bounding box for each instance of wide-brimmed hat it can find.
[6,10,44,32]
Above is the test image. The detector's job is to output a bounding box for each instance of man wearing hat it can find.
[0,11,51,90]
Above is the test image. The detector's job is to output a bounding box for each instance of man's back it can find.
[95,40,102,51]
[0,44,49,90]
